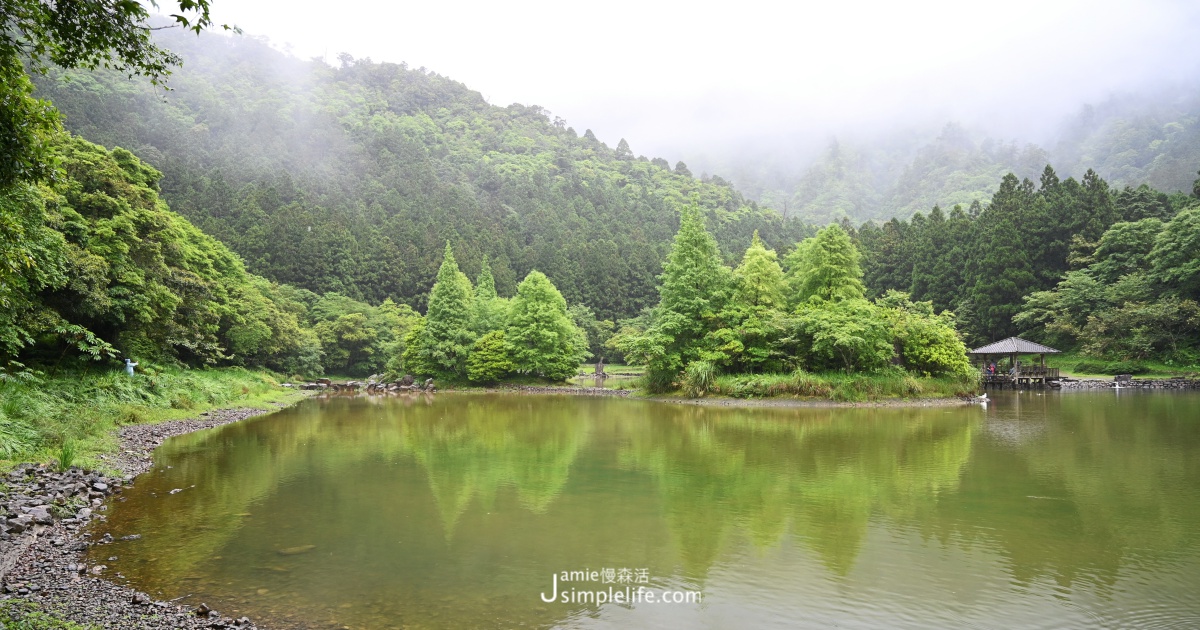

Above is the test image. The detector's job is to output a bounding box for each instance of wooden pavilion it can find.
[970,337,1062,389]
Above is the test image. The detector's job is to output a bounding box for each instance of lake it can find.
[93,391,1200,629]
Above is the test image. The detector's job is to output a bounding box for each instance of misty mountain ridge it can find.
[684,82,1200,224]
[28,29,812,321]
[26,26,1200,319]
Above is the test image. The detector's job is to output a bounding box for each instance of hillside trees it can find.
[1015,206,1200,362]
[27,30,815,322]
[1,0,231,189]
[0,133,322,375]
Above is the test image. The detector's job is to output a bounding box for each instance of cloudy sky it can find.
[209,0,1200,162]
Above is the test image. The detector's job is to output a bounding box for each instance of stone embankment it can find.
[0,406,286,629]
[1058,377,1200,390]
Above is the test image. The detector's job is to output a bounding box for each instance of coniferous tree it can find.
[715,231,786,371]
[787,224,865,305]
[470,256,509,335]
[620,201,732,389]
[506,271,586,380]
[412,243,476,378]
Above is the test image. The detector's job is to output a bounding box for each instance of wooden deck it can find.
[980,367,1061,389]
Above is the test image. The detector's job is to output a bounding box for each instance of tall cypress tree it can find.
[415,242,476,378]
[629,200,731,389]
[787,223,865,305]
[506,270,586,380]
[470,256,508,335]
[724,230,786,371]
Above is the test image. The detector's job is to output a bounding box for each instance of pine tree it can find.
[414,242,476,378]
[734,231,785,310]
[470,256,508,335]
[786,224,865,306]
[630,201,732,388]
[720,230,786,371]
[506,271,586,380]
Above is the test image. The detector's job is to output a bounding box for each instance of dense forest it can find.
[689,87,1200,224]
[852,167,1200,367]
[27,28,812,322]
[3,8,1199,386]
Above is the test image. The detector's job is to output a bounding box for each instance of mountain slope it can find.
[30,31,812,321]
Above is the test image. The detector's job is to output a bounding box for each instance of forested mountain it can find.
[686,84,1200,224]
[28,29,812,322]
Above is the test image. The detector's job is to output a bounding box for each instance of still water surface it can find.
[95,392,1200,629]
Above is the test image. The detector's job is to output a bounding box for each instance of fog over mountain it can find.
[210,0,1200,165]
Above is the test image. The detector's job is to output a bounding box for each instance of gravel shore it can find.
[0,404,296,629]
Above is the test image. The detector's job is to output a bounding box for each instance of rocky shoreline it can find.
[0,405,295,629]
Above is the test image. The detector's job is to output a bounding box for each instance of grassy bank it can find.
[1044,352,1200,378]
[672,369,977,402]
[0,367,302,471]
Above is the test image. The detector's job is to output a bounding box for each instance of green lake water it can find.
[93,391,1200,629]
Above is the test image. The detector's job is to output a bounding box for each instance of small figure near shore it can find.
[424,377,435,392]
[124,358,138,377]
[594,357,606,378]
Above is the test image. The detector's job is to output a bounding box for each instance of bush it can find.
[466,331,514,384]
[682,361,718,397]
[1073,361,1108,374]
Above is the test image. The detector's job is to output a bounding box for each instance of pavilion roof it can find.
[968,336,1061,355]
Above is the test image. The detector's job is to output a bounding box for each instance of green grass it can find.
[578,363,644,376]
[0,600,97,629]
[664,369,977,402]
[0,366,303,473]
[1045,352,1200,378]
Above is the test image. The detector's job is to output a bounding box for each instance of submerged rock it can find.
[276,544,316,555]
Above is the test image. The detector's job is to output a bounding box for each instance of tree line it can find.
[851,166,1200,367]
[611,201,973,393]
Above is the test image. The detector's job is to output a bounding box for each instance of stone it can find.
[8,514,33,533]
[29,505,53,525]
[92,481,109,492]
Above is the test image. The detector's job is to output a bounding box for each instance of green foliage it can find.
[709,369,972,401]
[466,330,514,384]
[2,0,233,191]
[878,291,973,378]
[412,244,476,379]
[470,257,509,336]
[786,224,865,306]
[0,599,94,629]
[619,201,732,390]
[792,299,894,373]
[0,366,287,467]
[0,54,63,189]
[506,271,586,381]
[56,439,76,471]
[682,360,718,397]
[1012,203,1200,362]
[1149,205,1200,299]
[567,303,614,362]
[29,31,814,323]
[714,231,787,372]
[1,134,320,375]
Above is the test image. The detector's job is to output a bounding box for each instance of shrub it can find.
[682,361,718,397]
